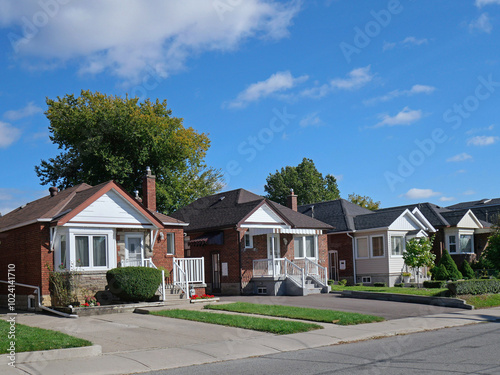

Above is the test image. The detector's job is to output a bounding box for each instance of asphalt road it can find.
[218,294,464,320]
[146,322,500,375]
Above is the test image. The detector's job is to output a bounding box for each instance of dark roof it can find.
[446,199,500,224]
[447,198,500,210]
[152,212,187,226]
[354,209,407,230]
[298,199,373,232]
[170,189,333,232]
[376,202,451,227]
[0,181,183,231]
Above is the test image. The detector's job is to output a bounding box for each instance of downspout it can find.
[346,232,356,284]
[0,281,78,318]
[237,227,243,295]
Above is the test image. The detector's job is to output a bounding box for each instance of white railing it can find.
[143,258,157,268]
[293,258,328,287]
[174,258,204,284]
[252,258,286,278]
[173,261,189,300]
[283,258,306,289]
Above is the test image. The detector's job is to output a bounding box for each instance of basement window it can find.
[361,276,371,284]
[257,286,267,295]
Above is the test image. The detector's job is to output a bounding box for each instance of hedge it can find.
[106,267,163,302]
[447,279,500,296]
[423,280,447,289]
[373,282,386,287]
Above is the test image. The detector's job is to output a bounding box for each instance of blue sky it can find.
[0,0,499,214]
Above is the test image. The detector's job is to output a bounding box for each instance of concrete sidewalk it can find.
[3,306,500,375]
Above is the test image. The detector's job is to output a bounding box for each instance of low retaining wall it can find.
[340,290,474,310]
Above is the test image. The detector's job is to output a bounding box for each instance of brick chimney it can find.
[287,189,298,212]
[142,167,156,212]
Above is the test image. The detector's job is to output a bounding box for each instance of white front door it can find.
[125,234,144,267]
[267,234,281,275]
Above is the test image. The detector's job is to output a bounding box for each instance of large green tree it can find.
[348,193,381,211]
[35,90,223,213]
[484,225,500,270]
[264,158,340,205]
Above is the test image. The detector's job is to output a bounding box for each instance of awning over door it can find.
[189,231,224,246]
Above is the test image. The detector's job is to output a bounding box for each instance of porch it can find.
[252,257,329,296]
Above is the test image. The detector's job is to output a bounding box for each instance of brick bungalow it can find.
[0,169,203,309]
[170,189,333,296]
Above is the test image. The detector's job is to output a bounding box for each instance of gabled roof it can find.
[376,202,451,227]
[170,189,333,232]
[298,199,373,232]
[447,198,500,225]
[0,181,184,232]
[447,198,500,210]
[354,208,407,230]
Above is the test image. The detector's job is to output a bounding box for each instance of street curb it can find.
[340,291,474,310]
[0,344,102,364]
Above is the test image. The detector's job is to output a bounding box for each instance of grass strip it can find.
[330,285,449,297]
[150,309,322,334]
[205,302,384,325]
[463,294,500,309]
[0,320,92,354]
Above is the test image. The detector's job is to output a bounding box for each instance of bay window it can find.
[75,235,108,268]
[459,234,473,253]
[391,236,404,256]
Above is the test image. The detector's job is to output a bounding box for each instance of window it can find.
[459,234,473,253]
[449,235,457,253]
[294,235,317,258]
[166,233,175,255]
[244,233,253,248]
[60,235,67,269]
[75,235,107,268]
[371,236,384,257]
[391,236,404,256]
[356,237,369,258]
[361,276,371,283]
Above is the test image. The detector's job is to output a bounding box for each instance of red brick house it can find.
[0,169,204,309]
[170,189,333,296]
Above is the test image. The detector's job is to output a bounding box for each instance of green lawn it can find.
[0,320,92,354]
[463,294,500,309]
[150,309,323,334]
[330,284,449,297]
[205,302,384,325]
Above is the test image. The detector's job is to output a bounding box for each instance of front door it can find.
[328,250,339,281]
[125,234,144,267]
[267,234,281,275]
[211,252,221,293]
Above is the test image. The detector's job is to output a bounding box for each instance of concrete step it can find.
[306,287,323,295]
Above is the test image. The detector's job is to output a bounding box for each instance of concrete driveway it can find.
[218,294,464,320]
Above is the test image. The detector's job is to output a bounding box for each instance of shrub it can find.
[431,264,449,281]
[394,283,404,288]
[373,282,386,287]
[423,280,447,289]
[355,283,363,286]
[106,267,162,302]
[338,279,347,286]
[448,279,500,295]
[433,250,462,281]
[461,261,476,280]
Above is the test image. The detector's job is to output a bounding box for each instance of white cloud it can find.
[463,190,476,195]
[301,66,373,98]
[466,124,495,134]
[446,153,472,162]
[3,102,43,120]
[334,174,343,182]
[299,112,323,127]
[476,0,500,7]
[467,135,499,146]
[0,121,21,148]
[382,41,396,51]
[2,1,300,83]
[401,188,440,200]
[469,13,492,33]
[364,84,435,105]
[375,107,422,128]
[226,71,308,108]
[401,36,428,46]
[439,196,455,202]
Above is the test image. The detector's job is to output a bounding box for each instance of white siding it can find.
[244,204,284,224]
[389,255,406,274]
[388,212,421,231]
[456,212,481,229]
[69,190,151,225]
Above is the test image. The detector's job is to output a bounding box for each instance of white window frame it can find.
[448,235,457,253]
[166,232,175,255]
[459,233,474,254]
[68,228,116,271]
[371,235,385,258]
[267,233,280,259]
[356,237,369,259]
[391,235,405,257]
[124,233,144,266]
[361,276,371,284]
[447,230,474,254]
[244,233,253,248]
[293,235,318,259]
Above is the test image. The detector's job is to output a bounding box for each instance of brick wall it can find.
[328,233,354,280]
[0,223,53,306]
[152,227,185,278]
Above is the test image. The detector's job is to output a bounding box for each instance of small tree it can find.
[461,260,476,280]
[431,264,449,281]
[484,225,500,271]
[403,236,436,286]
[433,249,463,281]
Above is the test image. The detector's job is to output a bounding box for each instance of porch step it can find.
[306,287,323,295]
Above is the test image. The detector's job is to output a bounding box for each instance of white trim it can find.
[293,234,319,260]
[370,235,385,258]
[124,233,145,267]
[411,208,437,232]
[162,222,189,226]
[390,234,405,258]
[278,228,319,235]
[244,233,253,248]
[355,236,370,259]
[69,228,116,270]
[240,224,290,229]
[62,223,156,229]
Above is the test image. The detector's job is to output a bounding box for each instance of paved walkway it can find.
[2,298,500,375]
